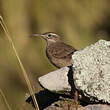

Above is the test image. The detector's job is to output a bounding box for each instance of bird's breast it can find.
[46,46,72,68]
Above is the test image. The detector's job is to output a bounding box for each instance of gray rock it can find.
[72,40,110,103]
[79,104,110,110]
[38,67,71,93]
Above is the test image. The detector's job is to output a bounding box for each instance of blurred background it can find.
[0,0,110,110]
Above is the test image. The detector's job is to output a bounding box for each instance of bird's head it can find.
[32,32,61,43]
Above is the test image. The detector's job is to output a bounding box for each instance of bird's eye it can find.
[48,34,51,37]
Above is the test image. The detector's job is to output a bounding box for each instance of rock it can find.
[79,104,110,110]
[72,40,110,103]
[38,66,71,94]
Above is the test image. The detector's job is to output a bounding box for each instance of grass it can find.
[0,88,12,110]
[0,16,39,110]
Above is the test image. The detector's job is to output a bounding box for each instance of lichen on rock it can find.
[72,40,110,103]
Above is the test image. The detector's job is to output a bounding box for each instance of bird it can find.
[32,32,77,68]
[32,32,78,109]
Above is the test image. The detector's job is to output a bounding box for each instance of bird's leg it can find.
[74,90,78,110]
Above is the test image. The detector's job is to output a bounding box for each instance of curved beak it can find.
[31,34,45,37]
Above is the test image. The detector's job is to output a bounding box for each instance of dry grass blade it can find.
[0,88,12,110]
[0,16,39,110]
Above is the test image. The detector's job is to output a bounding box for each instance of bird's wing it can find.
[48,42,76,59]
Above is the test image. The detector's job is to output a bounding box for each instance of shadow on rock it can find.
[26,89,60,110]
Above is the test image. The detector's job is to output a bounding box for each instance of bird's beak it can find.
[31,34,45,37]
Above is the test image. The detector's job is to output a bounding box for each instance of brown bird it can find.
[32,32,78,109]
[32,32,77,68]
